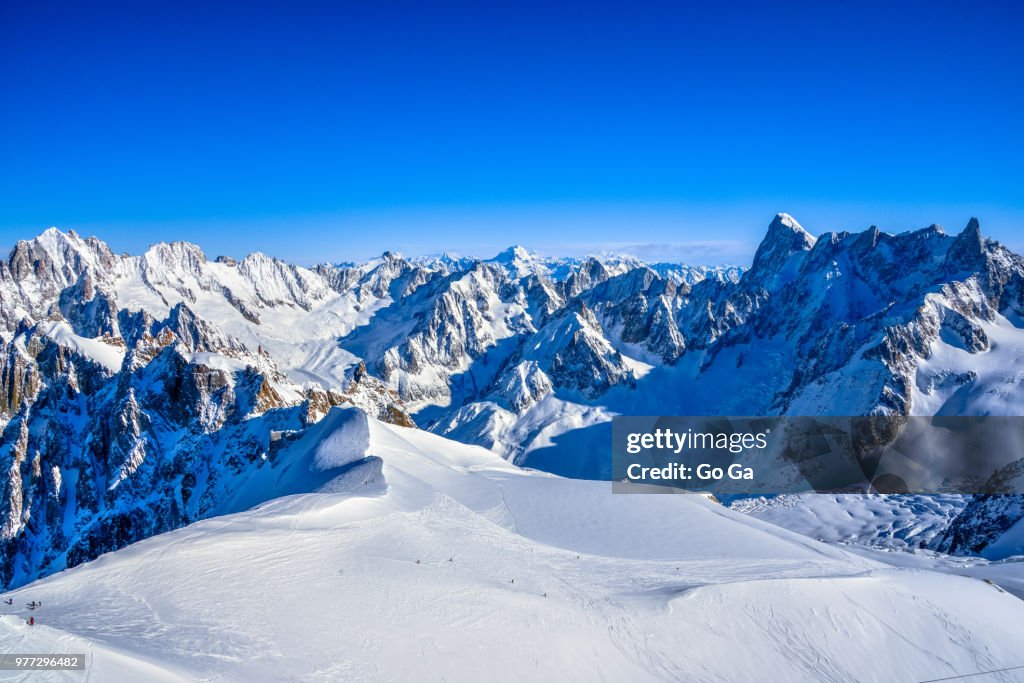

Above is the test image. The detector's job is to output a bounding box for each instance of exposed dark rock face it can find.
[4,213,1024,588]
[935,493,1024,557]
[0,231,419,589]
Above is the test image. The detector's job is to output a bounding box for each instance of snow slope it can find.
[1,409,1023,682]
[729,494,970,551]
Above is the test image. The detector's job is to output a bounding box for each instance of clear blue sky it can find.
[1,0,1022,265]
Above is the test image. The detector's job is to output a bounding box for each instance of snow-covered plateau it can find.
[2,214,1024,680]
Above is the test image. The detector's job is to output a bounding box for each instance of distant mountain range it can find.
[2,213,1023,588]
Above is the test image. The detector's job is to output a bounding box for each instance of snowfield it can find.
[2,409,1023,682]
[729,494,970,551]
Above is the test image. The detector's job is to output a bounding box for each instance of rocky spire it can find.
[745,213,816,287]
[944,217,986,273]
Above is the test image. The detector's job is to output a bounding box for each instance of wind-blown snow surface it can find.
[2,409,1023,682]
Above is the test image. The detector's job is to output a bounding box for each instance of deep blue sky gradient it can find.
[1,1,1022,264]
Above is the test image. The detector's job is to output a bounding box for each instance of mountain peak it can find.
[766,212,815,242]
[488,245,548,278]
[954,217,983,252]
[944,217,986,272]
[40,226,66,238]
[746,214,816,286]
[492,245,532,262]
[964,217,981,238]
[770,212,805,232]
[33,226,82,250]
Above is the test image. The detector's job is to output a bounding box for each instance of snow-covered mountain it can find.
[3,213,1024,590]
[2,408,1023,681]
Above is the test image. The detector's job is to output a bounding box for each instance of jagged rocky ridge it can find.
[2,214,1024,588]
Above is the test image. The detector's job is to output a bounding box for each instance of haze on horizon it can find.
[1,1,1021,264]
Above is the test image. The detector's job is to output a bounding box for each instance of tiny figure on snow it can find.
[27,617,34,626]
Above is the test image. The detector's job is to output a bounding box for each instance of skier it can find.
[2,598,11,605]
[27,617,34,626]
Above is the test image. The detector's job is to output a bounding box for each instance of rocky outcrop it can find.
[4,213,1024,586]
[935,493,1024,558]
